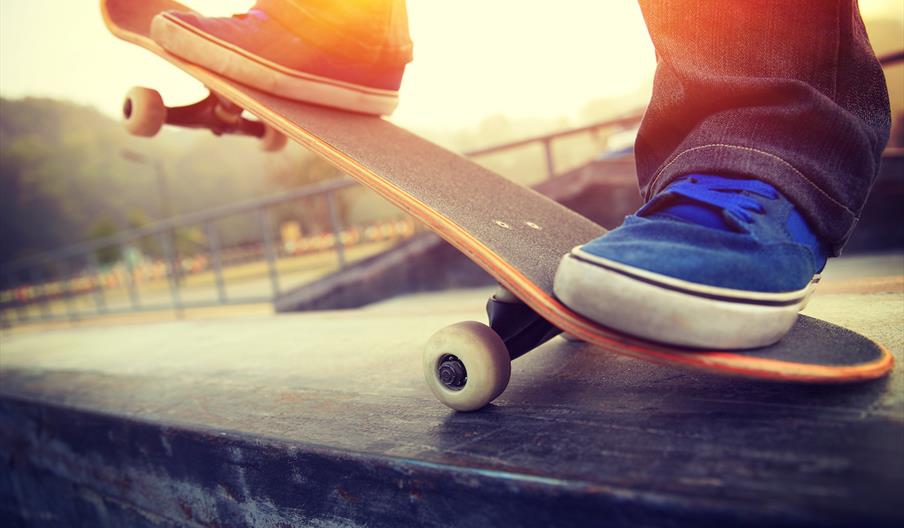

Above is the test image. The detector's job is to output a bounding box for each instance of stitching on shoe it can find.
[648,144,855,216]
[160,12,397,95]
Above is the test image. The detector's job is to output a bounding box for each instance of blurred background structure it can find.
[1,0,902,325]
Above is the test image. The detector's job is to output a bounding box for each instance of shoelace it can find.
[648,175,779,225]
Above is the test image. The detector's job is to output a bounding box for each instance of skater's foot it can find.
[554,174,829,349]
[150,9,405,115]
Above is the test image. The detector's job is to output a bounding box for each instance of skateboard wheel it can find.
[260,126,287,152]
[122,87,166,137]
[423,321,511,412]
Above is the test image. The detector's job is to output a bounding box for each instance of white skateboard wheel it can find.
[260,125,287,152]
[423,321,511,412]
[122,86,166,137]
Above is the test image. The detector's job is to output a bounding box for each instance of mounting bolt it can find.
[214,102,243,125]
[437,355,467,389]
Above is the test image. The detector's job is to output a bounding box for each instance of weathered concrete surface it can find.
[1,254,902,527]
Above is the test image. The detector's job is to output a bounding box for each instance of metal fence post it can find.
[542,138,555,180]
[5,270,28,324]
[0,289,10,328]
[159,230,183,317]
[205,221,227,303]
[259,208,281,299]
[60,259,80,323]
[124,242,142,310]
[87,252,107,315]
[30,266,52,320]
[326,191,347,269]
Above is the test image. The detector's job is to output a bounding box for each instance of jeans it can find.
[256,0,890,254]
[636,0,890,254]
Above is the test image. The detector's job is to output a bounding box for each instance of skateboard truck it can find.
[121,86,287,151]
[423,287,562,412]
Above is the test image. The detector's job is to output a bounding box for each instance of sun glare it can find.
[0,0,900,131]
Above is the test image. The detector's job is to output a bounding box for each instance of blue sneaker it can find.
[553,174,829,349]
[151,9,405,115]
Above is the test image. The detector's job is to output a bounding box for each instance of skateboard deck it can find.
[102,0,893,410]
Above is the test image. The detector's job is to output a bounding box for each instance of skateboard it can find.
[102,0,893,411]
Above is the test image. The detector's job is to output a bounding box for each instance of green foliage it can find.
[0,96,625,269]
[127,209,163,257]
[88,217,121,265]
[175,226,205,256]
[0,97,290,266]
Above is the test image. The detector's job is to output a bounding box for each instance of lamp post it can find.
[121,149,172,220]
[121,150,183,301]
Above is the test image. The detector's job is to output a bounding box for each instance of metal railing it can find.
[0,114,640,327]
[465,112,643,179]
[0,179,371,326]
[462,48,902,181]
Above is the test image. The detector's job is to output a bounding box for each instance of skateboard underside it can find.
[101,0,893,406]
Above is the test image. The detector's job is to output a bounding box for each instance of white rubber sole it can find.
[151,13,399,116]
[553,248,818,350]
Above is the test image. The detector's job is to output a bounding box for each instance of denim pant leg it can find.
[635,0,891,254]
[254,0,412,66]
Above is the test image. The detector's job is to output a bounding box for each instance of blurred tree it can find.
[88,217,120,265]
[175,226,205,257]
[0,97,283,265]
[267,150,346,235]
[127,208,162,258]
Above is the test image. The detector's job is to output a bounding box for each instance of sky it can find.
[0,0,657,130]
[0,1,901,130]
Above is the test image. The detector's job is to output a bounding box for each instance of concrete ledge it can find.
[2,257,903,527]
[4,394,811,527]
